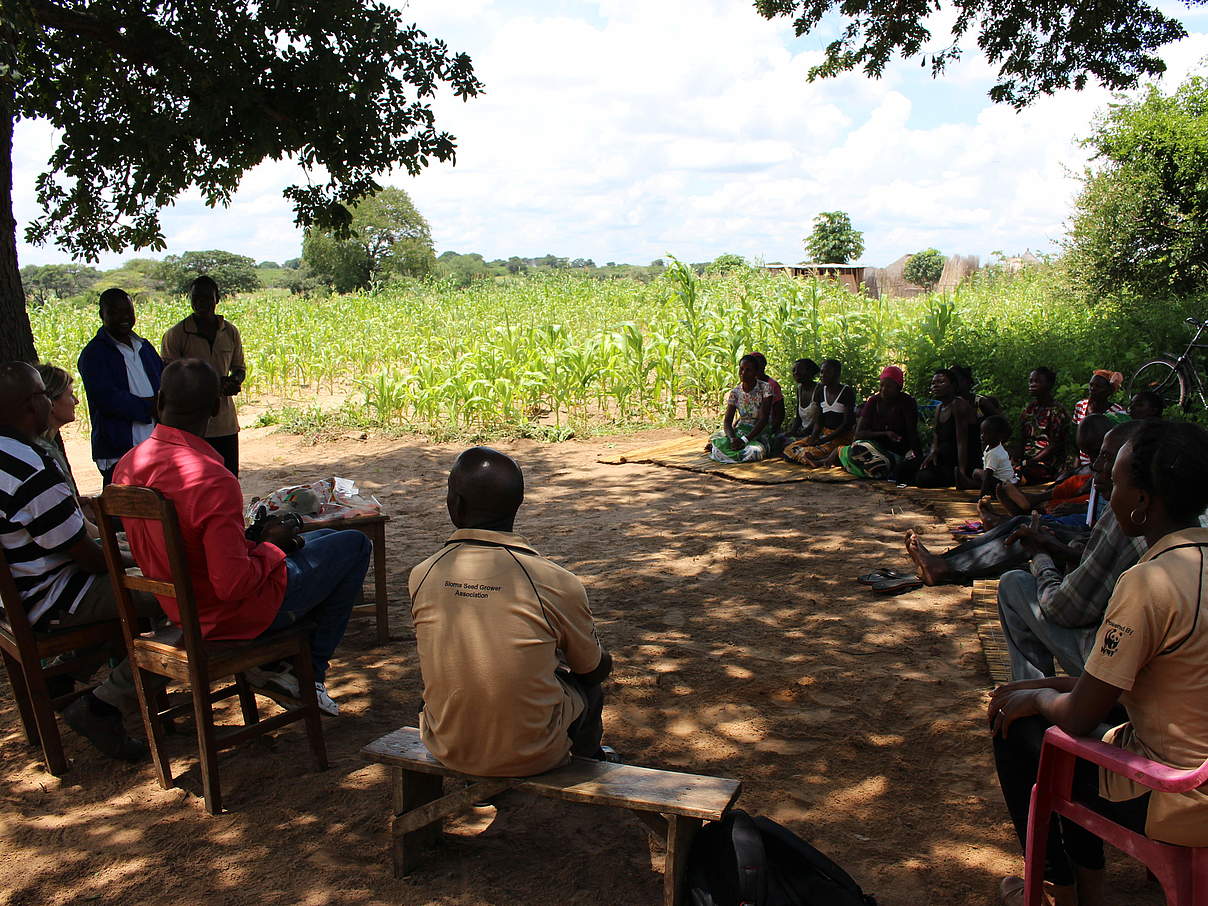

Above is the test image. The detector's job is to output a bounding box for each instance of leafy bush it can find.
[903,249,945,289]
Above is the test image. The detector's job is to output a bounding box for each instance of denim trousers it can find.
[997,569,1097,681]
[261,528,371,681]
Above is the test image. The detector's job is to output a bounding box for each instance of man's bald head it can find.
[157,358,221,432]
[0,361,50,438]
[447,447,524,530]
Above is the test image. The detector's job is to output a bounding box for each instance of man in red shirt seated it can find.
[114,359,370,715]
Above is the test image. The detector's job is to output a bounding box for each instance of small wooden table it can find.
[362,726,742,906]
[301,513,391,644]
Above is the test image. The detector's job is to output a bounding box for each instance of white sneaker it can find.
[314,682,340,717]
[245,664,300,699]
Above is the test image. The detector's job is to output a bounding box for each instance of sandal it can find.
[857,568,912,585]
[869,575,924,594]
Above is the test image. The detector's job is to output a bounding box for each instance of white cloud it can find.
[12,0,1208,270]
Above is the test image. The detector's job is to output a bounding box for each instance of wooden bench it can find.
[362,727,742,906]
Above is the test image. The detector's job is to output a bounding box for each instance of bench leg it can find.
[391,769,444,877]
[663,814,701,906]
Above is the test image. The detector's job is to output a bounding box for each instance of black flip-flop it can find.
[869,575,924,594]
[857,568,912,585]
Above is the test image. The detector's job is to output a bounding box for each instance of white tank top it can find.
[820,385,850,415]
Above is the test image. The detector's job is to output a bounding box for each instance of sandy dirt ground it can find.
[0,425,1163,906]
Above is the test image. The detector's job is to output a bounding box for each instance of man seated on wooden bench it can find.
[995,419,1148,680]
[0,360,162,762]
[114,359,370,716]
[409,446,614,776]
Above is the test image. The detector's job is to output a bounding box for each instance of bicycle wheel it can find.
[1129,357,1187,411]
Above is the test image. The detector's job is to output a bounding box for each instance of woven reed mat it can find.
[883,484,982,524]
[971,579,1011,686]
[597,435,855,485]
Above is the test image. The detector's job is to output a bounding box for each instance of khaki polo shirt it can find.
[161,315,246,437]
[409,528,604,777]
[1085,527,1208,845]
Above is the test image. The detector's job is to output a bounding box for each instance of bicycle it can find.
[1128,317,1208,413]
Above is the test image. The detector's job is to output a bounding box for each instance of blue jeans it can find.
[261,529,371,681]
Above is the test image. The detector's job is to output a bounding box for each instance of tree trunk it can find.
[0,96,36,363]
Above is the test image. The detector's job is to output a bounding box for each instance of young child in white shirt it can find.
[959,414,1017,496]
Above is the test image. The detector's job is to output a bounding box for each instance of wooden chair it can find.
[1025,726,1208,905]
[0,558,124,776]
[96,484,328,815]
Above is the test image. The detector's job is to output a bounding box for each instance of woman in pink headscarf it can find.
[833,365,922,481]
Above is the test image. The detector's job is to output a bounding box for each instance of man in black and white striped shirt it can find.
[1,361,160,762]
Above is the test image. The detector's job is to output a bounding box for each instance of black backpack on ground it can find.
[687,810,877,906]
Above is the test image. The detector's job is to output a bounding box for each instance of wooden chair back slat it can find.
[96,485,209,663]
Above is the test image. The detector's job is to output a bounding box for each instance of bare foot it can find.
[978,496,1003,528]
[905,530,953,586]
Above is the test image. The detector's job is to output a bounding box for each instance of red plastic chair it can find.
[1025,726,1208,905]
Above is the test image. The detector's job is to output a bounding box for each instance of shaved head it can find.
[0,361,50,438]
[447,447,524,530]
[157,358,221,430]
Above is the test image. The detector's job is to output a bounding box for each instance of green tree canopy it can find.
[1065,76,1208,302]
[706,253,748,275]
[0,0,481,360]
[159,250,260,294]
[903,249,946,289]
[19,263,99,304]
[804,212,864,264]
[755,0,1191,107]
[302,187,435,292]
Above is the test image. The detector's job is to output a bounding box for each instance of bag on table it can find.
[687,809,876,906]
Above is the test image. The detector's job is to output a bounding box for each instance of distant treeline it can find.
[20,250,743,301]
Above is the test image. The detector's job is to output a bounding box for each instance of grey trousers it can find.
[996,570,1096,681]
[46,576,163,713]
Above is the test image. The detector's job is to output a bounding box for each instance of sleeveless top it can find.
[819,385,850,414]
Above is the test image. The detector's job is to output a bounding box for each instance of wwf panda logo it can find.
[1101,627,1123,656]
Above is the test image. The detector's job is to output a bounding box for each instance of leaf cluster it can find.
[158,249,260,294]
[1065,76,1208,302]
[803,211,864,264]
[903,248,945,289]
[13,0,482,261]
[755,0,1189,106]
[302,186,435,292]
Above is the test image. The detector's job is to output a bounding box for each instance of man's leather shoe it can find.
[62,694,149,763]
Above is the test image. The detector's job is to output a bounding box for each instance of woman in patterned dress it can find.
[706,355,774,463]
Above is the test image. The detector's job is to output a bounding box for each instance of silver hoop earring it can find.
[1130,507,1148,527]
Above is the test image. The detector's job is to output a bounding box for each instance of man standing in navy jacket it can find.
[77,289,164,484]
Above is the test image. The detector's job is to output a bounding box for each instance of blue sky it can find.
[12,0,1208,270]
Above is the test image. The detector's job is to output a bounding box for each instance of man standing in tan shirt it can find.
[160,275,246,475]
[409,447,613,776]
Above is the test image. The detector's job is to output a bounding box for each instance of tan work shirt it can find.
[160,315,245,437]
[409,528,604,777]
[1084,527,1208,845]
